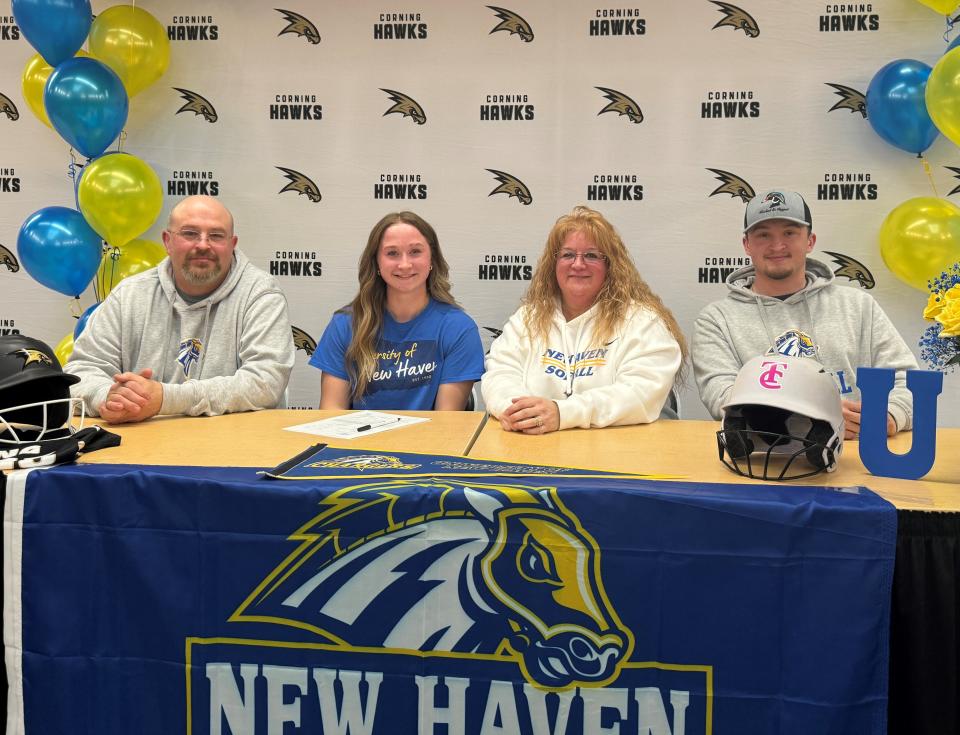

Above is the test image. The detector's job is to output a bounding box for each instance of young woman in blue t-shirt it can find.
[311,212,484,410]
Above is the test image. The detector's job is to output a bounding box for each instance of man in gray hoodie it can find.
[66,196,295,423]
[693,189,918,439]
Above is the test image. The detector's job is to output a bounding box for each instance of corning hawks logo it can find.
[825,83,867,118]
[0,244,19,272]
[487,5,534,42]
[487,168,532,205]
[709,1,760,37]
[483,326,503,354]
[276,166,321,202]
[0,92,18,121]
[173,88,217,123]
[595,87,643,124]
[291,325,317,356]
[822,251,875,289]
[230,478,633,689]
[12,349,52,368]
[177,338,203,377]
[706,168,755,203]
[275,8,320,44]
[306,455,421,471]
[945,166,960,196]
[380,88,426,125]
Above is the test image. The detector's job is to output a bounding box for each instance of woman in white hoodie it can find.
[481,206,686,433]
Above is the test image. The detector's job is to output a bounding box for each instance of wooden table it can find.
[80,410,488,468]
[469,417,960,512]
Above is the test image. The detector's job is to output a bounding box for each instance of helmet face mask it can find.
[718,355,844,481]
[0,335,83,446]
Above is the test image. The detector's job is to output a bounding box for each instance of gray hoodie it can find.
[67,249,295,417]
[692,258,917,430]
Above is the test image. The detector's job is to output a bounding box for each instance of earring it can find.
[429,265,433,271]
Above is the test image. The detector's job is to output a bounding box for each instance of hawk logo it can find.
[769,329,817,359]
[380,88,426,125]
[276,166,321,202]
[177,339,203,377]
[483,326,503,354]
[275,8,320,44]
[487,168,532,205]
[0,244,19,272]
[487,5,534,42]
[231,478,633,689]
[12,348,51,368]
[0,92,18,121]
[945,165,960,196]
[758,361,786,390]
[709,1,759,37]
[825,83,866,118]
[706,168,755,203]
[595,87,642,124]
[292,325,317,355]
[306,455,421,471]
[822,251,875,289]
[173,88,217,123]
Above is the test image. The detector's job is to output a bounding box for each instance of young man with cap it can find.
[692,189,918,439]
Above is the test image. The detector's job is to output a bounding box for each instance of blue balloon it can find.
[73,302,100,340]
[45,57,128,159]
[17,206,103,297]
[866,59,939,154]
[12,0,91,67]
[948,35,960,54]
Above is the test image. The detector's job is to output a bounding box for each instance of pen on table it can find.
[356,417,402,432]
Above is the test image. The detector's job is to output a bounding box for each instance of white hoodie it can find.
[481,302,682,429]
[66,250,294,417]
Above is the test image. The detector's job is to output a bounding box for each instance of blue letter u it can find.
[858,368,943,480]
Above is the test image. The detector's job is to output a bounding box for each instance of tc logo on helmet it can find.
[758,361,787,389]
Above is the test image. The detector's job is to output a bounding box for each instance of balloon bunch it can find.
[864,2,960,292]
[11,0,169,352]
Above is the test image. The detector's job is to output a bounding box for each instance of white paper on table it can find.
[283,411,428,440]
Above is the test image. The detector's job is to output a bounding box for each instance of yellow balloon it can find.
[21,50,90,128]
[879,197,960,291]
[54,332,74,365]
[917,0,959,12]
[88,5,170,97]
[96,238,167,297]
[77,153,163,249]
[927,47,960,147]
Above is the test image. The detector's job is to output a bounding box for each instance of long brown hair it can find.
[342,212,458,400]
[522,205,688,377]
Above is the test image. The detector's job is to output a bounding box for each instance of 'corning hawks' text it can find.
[819,4,878,31]
[168,15,219,40]
[698,257,751,284]
[270,251,322,278]
[0,17,19,40]
[817,172,876,200]
[375,173,427,200]
[0,167,19,193]
[374,13,427,39]
[589,8,646,35]
[479,254,531,280]
[168,171,219,197]
[481,94,534,121]
[270,94,322,120]
[589,174,643,201]
[701,90,759,119]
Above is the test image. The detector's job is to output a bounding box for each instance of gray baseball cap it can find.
[744,190,812,233]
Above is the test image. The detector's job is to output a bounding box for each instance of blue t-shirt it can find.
[310,299,485,410]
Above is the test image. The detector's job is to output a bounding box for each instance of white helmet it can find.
[718,355,844,480]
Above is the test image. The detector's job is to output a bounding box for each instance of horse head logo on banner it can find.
[231,478,634,689]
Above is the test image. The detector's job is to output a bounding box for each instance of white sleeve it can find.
[557,309,682,429]
[480,309,530,419]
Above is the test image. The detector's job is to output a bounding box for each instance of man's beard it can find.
[181,259,223,286]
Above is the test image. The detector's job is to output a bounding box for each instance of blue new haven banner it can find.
[3,462,896,734]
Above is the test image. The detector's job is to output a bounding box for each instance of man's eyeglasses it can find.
[558,250,607,264]
[169,229,230,245]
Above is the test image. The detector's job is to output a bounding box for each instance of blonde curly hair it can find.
[522,205,688,379]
